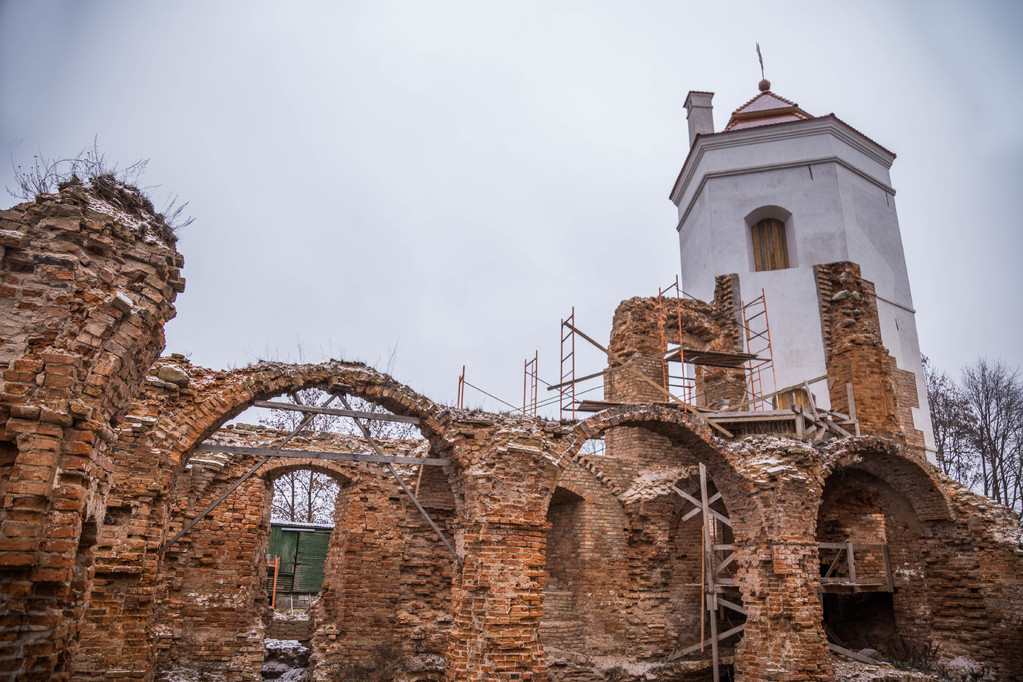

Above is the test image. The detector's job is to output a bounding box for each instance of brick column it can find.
[732,441,833,682]
[444,426,563,681]
[447,521,549,681]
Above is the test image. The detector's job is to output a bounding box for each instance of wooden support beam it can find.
[717,596,745,616]
[716,551,735,574]
[828,642,880,665]
[719,375,828,412]
[336,395,464,569]
[683,492,723,525]
[846,383,861,436]
[846,541,858,593]
[193,442,450,466]
[882,545,895,592]
[682,506,702,522]
[671,486,732,527]
[252,400,421,425]
[671,624,746,660]
[824,547,844,579]
[160,394,336,555]
[823,417,852,438]
[700,463,720,682]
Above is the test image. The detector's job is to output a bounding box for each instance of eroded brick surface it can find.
[0,186,183,680]
[2,194,1020,682]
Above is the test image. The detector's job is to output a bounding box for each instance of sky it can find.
[2,0,1022,419]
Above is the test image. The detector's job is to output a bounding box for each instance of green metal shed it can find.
[267,521,333,601]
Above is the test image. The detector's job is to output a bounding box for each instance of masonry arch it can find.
[559,405,763,529]
[121,360,465,679]
[151,360,455,472]
[555,405,764,673]
[819,439,955,660]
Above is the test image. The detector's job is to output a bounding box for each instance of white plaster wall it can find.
[673,118,935,455]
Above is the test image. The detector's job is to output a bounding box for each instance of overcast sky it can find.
[2,1,1021,418]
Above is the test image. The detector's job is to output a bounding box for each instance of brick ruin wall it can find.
[150,426,459,680]
[814,262,925,450]
[0,186,183,680]
[0,196,1020,682]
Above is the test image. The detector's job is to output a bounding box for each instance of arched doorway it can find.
[548,406,760,680]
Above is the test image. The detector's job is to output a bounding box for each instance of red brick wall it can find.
[4,210,1020,682]
[0,185,183,680]
[814,262,905,442]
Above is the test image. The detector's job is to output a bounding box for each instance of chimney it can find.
[684,91,714,146]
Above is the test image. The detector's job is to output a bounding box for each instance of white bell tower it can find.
[670,81,935,457]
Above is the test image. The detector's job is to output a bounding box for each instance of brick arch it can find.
[260,459,362,491]
[823,437,954,524]
[540,477,592,517]
[142,359,456,474]
[557,404,766,537]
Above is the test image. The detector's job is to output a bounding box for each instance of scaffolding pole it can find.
[700,463,721,682]
[560,308,576,420]
[456,365,466,409]
[523,351,538,417]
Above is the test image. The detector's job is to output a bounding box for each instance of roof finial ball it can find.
[755,42,770,92]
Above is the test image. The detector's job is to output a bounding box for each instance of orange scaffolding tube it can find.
[267,555,280,609]
[559,308,576,420]
[523,351,538,417]
[741,289,777,411]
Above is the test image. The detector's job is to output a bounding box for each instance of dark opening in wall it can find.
[103,505,131,526]
[542,487,585,651]
[822,592,897,652]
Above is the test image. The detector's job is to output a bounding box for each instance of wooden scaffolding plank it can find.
[671,624,746,660]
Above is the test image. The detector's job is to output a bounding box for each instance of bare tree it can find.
[261,378,422,524]
[270,469,339,524]
[6,137,193,231]
[924,357,980,487]
[960,359,1023,515]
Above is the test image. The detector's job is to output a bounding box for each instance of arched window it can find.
[751,218,789,271]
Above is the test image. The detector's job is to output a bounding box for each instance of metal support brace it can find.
[336,394,464,569]
[159,393,337,555]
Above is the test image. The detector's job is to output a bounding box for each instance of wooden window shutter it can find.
[752,218,789,271]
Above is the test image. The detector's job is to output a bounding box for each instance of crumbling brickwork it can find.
[814,263,907,444]
[2,190,1021,682]
[0,185,183,680]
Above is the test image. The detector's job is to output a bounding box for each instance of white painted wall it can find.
[673,116,936,456]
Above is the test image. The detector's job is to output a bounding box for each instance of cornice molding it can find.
[674,155,897,232]
[669,117,896,206]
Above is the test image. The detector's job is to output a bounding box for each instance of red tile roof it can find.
[724,91,812,131]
